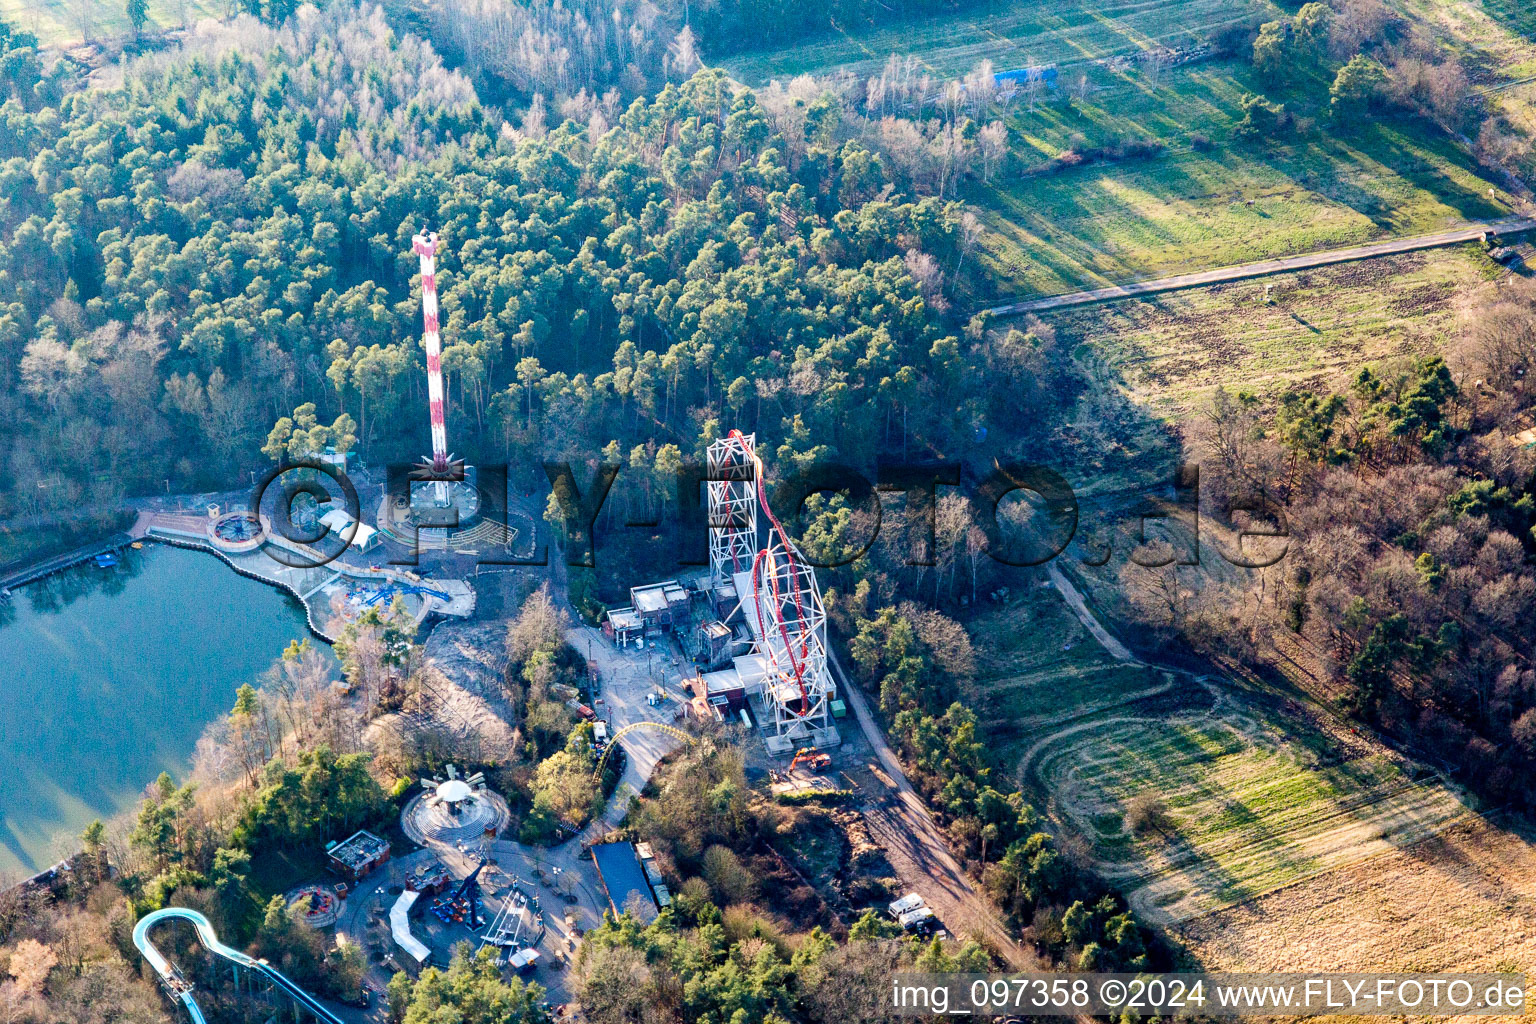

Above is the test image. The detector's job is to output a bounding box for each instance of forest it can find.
[0,6,1070,1020]
[0,1,1015,534]
[1178,288,1536,812]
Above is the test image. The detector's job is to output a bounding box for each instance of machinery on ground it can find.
[789,747,832,773]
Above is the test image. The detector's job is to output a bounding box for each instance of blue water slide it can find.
[132,907,345,1024]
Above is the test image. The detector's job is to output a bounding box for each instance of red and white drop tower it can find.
[413,230,453,503]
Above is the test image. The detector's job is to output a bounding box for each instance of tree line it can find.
[1176,278,1536,811]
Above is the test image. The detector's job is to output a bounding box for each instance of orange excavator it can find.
[789,747,831,773]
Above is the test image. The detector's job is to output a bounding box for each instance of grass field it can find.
[1,0,225,46]
[752,0,1536,975]
[724,0,1277,86]
[968,585,1474,925]
[1032,245,1501,417]
[726,0,1518,300]
[969,590,1171,756]
[973,69,1510,297]
[1026,702,1471,922]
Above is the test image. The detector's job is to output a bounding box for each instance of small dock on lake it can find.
[0,533,136,594]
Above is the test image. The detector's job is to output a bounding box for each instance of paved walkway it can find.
[567,621,690,843]
[983,216,1536,316]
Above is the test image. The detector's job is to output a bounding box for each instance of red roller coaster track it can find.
[730,429,815,717]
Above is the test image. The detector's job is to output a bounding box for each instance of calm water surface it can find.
[0,545,314,878]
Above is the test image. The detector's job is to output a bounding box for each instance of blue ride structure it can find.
[132,907,345,1024]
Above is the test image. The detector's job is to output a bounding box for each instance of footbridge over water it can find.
[132,907,344,1024]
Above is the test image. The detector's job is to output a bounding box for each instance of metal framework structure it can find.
[712,430,837,747]
[706,431,758,589]
[592,721,695,780]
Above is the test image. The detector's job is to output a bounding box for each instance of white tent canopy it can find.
[390,891,430,964]
[320,508,381,552]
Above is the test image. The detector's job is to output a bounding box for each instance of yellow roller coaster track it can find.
[593,721,694,779]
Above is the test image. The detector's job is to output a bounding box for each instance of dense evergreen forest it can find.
[0,3,1017,530]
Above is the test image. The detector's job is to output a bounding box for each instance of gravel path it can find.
[983,216,1536,316]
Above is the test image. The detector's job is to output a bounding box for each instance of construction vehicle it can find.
[789,747,831,773]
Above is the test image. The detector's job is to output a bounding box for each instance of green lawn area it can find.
[983,661,1168,731]
[1029,706,1471,919]
[1,0,225,48]
[722,0,1277,85]
[972,59,1509,298]
[1480,0,1536,42]
[966,584,1172,762]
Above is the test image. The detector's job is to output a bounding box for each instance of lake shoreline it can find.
[0,546,317,878]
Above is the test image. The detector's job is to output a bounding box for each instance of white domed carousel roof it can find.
[436,778,473,804]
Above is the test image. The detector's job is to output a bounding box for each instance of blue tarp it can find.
[995,66,1058,86]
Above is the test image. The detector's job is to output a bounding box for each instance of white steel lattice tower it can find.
[709,429,837,748]
[749,529,835,743]
[707,432,759,589]
[413,231,449,477]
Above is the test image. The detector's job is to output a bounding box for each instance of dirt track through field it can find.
[983,216,1536,315]
[1012,568,1482,927]
[830,649,1046,972]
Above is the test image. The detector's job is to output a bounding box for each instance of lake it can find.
[0,544,316,879]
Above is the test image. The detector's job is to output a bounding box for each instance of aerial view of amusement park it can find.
[5,0,1536,1020]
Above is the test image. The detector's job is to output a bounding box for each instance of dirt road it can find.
[829,649,1044,971]
[1046,562,1132,661]
[983,216,1536,316]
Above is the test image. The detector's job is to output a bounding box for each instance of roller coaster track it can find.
[132,907,344,1024]
[729,428,817,719]
[592,720,694,779]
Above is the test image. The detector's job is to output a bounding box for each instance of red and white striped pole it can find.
[413,231,449,475]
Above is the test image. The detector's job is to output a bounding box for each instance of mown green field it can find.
[973,59,1509,296]
[725,0,1514,300]
[1,0,225,47]
[967,584,1166,758]
[1028,705,1471,921]
[723,0,1275,85]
